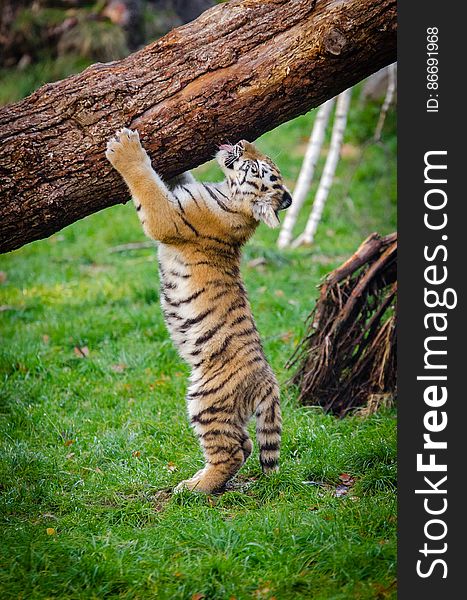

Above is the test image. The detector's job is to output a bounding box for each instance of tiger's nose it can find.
[279,190,292,210]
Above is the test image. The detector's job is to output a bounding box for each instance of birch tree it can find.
[292,88,352,247]
[277,98,334,249]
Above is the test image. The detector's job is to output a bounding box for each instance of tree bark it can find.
[0,0,396,254]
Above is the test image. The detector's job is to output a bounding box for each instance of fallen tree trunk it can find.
[0,0,396,254]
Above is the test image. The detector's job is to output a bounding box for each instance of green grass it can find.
[0,88,396,598]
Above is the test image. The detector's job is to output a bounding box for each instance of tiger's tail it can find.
[255,386,281,473]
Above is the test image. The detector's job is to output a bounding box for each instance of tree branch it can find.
[0,0,396,254]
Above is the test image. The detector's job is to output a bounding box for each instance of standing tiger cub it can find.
[106,129,292,493]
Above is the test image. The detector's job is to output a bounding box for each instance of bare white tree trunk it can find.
[292,88,352,247]
[277,98,335,249]
[374,62,397,141]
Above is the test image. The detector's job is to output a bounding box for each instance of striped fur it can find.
[106,130,292,493]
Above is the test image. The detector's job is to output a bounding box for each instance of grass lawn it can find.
[0,91,396,599]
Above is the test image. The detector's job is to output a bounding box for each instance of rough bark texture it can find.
[0,0,396,254]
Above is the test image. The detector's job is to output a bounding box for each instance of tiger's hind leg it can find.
[175,424,252,494]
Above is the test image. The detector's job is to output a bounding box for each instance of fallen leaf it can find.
[111,363,127,373]
[64,439,74,447]
[46,527,56,535]
[42,334,50,344]
[191,594,205,600]
[66,452,75,460]
[280,331,293,342]
[166,462,177,472]
[132,451,141,458]
[274,289,285,297]
[95,467,104,474]
[0,271,7,284]
[254,583,272,598]
[74,346,89,358]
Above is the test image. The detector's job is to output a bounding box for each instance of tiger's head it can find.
[216,140,292,228]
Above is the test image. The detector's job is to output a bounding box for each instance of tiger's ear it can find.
[252,200,280,228]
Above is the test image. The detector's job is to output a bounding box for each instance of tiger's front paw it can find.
[105,128,151,174]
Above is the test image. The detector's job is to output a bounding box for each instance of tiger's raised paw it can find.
[105,128,150,173]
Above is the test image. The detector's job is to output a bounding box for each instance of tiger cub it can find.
[106,129,292,493]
